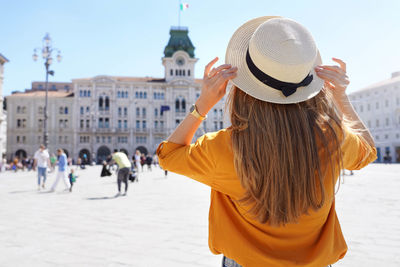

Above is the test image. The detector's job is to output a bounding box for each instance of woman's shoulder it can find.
[198,128,232,146]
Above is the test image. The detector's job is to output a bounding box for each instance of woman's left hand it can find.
[196,57,237,116]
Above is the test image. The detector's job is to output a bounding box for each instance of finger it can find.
[315,70,343,85]
[209,64,233,77]
[317,65,345,75]
[332,58,346,72]
[316,68,348,82]
[204,57,219,77]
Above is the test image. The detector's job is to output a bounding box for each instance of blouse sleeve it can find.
[341,126,377,170]
[156,134,217,187]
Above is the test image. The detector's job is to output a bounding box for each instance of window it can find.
[16,136,20,143]
[22,107,26,114]
[99,118,103,128]
[214,109,217,117]
[118,120,122,128]
[175,99,180,112]
[17,119,21,128]
[22,136,26,144]
[105,118,109,128]
[108,136,111,143]
[118,107,122,116]
[86,120,90,128]
[175,69,178,76]
[142,108,146,117]
[80,120,84,128]
[39,107,43,114]
[59,119,63,128]
[38,119,43,128]
[59,107,63,114]
[183,70,186,76]
[220,121,223,129]
[154,108,158,117]
[139,92,143,99]
[51,85,56,90]
[142,120,146,129]
[155,121,158,128]
[64,107,68,114]
[38,84,43,89]
[181,99,186,112]
[80,90,83,97]
[124,107,127,116]
[88,91,91,97]
[214,121,218,130]
[99,97,103,109]
[161,93,165,100]
[105,97,110,110]
[102,136,106,143]
[219,109,223,118]
[170,69,173,76]
[125,91,128,98]
[64,120,68,128]
[86,106,89,113]
[154,92,157,99]
[22,119,26,128]
[117,91,121,98]
[80,107,84,115]
[124,120,127,129]
[136,107,140,116]
[160,121,164,129]
[136,120,140,128]
[135,92,139,98]
[83,90,87,97]
[176,119,180,126]
[188,70,191,76]
[96,136,100,143]
[144,92,147,99]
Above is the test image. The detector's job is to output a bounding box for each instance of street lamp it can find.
[33,33,62,148]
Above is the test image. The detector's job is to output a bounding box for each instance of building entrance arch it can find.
[135,146,148,155]
[79,149,91,164]
[15,149,27,159]
[97,146,111,163]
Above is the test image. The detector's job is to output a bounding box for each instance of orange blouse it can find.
[157,127,377,267]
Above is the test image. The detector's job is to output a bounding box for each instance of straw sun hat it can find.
[225,16,324,104]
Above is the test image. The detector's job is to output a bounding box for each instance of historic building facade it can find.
[6,27,227,162]
[0,53,9,158]
[349,72,400,163]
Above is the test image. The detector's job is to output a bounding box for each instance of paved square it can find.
[0,164,399,266]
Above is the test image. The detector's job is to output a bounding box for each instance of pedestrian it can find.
[157,17,377,267]
[33,144,51,190]
[50,153,57,170]
[50,148,70,192]
[134,150,141,172]
[145,154,153,171]
[111,150,132,196]
[68,168,77,192]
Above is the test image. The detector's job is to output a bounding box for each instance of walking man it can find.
[111,150,131,196]
[50,148,70,192]
[33,144,51,190]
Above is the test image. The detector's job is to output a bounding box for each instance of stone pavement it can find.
[0,164,399,267]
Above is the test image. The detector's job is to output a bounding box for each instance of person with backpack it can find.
[157,17,376,267]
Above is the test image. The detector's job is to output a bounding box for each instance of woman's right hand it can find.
[314,57,350,103]
[196,57,237,116]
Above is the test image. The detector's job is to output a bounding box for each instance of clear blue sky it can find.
[1,0,399,96]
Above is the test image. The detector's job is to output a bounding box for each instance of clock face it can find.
[176,57,185,66]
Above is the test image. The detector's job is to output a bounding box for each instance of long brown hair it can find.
[228,86,343,226]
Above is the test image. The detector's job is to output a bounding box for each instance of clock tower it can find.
[162,27,198,82]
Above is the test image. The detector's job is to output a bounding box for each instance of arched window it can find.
[175,69,178,76]
[142,108,146,116]
[154,108,158,117]
[183,70,186,76]
[22,107,26,114]
[181,99,186,112]
[175,99,180,112]
[179,70,182,76]
[188,70,191,76]
[83,90,87,97]
[99,97,103,109]
[88,91,91,97]
[125,91,128,98]
[139,92,143,99]
[105,97,110,110]
[80,107,84,115]
[17,106,21,113]
[144,92,147,99]
[170,69,173,76]
[135,92,139,98]
[59,107,64,114]
[117,91,121,98]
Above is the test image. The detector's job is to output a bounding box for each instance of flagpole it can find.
[178,0,181,27]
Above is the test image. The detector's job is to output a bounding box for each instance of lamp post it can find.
[33,33,62,148]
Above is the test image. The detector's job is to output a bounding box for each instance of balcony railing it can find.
[133,128,149,134]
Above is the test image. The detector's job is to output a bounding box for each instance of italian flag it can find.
[180,3,189,10]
